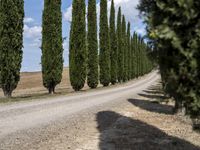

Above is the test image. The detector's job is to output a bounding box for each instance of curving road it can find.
[0,71,160,149]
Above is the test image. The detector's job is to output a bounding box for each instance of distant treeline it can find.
[0,0,154,98]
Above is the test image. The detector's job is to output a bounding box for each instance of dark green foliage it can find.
[117,7,123,83]
[87,0,98,89]
[130,32,153,79]
[130,36,134,79]
[134,35,139,77]
[99,0,110,86]
[42,0,63,94]
[69,0,87,91]
[134,34,138,78]
[121,15,127,82]
[137,36,142,77]
[131,32,137,79]
[138,0,200,120]
[110,0,117,85]
[138,37,142,76]
[127,22,131,80]
[0,0,24,97]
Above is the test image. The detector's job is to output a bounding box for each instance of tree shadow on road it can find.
[128,81,174,115]
[139,82,169,101]
[138,93,168,101]
[128,98,174,115]
[96,111,200,150]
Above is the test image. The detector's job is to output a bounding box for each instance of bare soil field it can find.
[0,68,76,99]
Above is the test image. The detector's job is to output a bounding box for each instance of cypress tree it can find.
[87,0,98,89]
[69,0,86,91]
[117,7,123,82]
[130,36,133,79]
[136,35,140,77]
[0,0,24,97]
[99,0,110,86]
[121,15,127,82]
[132,32,137,79]
[127,22,131,80]
[138,36,142,76]
[131,31,134,80]
[110,0,117,85]
[42,0,63,94]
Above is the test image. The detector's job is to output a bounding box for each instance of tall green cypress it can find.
[99,0,110,86]
[87,0,98,89]
[136,35,140,77]
[42,0,63,94]
[138,36,142,76]
[0,0,24,97]
[122,15,127,82]
[69,0,86,91]
[127,22,131,80]
[131,33,136,79]
[110,0,117,85]
[130,35,133,79]
[117,7,123,83]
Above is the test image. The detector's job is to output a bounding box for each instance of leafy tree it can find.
[69,0,86,91]
[0,0,24,97]
[42,0,63,94]
[99,0,110,86]
[87,0,98,89]
[110,0,117,85]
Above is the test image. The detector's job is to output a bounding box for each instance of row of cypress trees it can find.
[0,0,153,97]
[69,0,154,91]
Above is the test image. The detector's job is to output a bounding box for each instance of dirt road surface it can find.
[0,71,199,150]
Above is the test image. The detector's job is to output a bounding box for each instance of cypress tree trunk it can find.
[174,100,183,114]
[69,0,86,91]
[42,0,63,94]
[110,0,117,85]
[99,0,110,87]
[87,0,98,89]
[0,0,24,98]
[117,7,123,83]
[122,15,127,82]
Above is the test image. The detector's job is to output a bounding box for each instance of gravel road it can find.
[0,71,180,150]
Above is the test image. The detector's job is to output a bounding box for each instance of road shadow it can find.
[128,81,174,115]
[138,93,168,100]
[143,89,164,95]
[96,111,200,150]
[128,98,174,115]
[139,82,169,101]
